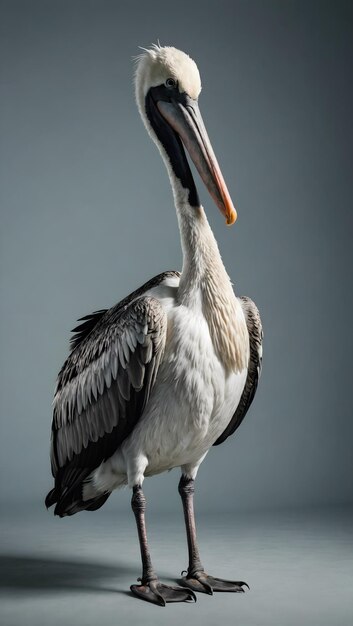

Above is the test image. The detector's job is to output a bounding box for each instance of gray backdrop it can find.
[1,0,352,516]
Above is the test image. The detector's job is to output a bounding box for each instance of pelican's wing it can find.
[214,297,263,446]
[46,272,180,515]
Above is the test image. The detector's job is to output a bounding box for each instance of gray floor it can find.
[1,505,352,626]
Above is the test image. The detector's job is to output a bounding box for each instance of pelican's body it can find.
[46,45,263,606]
[90,269,248,494]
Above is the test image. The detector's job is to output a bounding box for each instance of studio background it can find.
[1,0,352,514]
[1,2,353,625]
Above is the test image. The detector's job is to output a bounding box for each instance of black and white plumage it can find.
[46,272,175,515]
[46,45,263,606]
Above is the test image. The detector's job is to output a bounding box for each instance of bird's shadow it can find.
[0,554,136,596]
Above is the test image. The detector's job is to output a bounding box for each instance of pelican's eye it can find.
[165,77,177,89]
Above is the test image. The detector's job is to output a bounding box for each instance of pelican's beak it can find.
[157,97,237,225]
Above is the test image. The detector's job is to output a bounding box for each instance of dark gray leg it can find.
[178,475,204,577]
[131,485,157,584]
[130,485,196,606]
[178,475,249,594]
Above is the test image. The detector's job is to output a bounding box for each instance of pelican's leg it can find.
[130,485,196,606]
[178,474,249,594]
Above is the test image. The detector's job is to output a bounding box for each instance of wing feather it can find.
[45,271,181,515]
[51,295,167,475]
[214,296,263,446]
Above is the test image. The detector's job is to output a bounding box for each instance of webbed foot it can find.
[179,571,249,595]
[131,578,197,606]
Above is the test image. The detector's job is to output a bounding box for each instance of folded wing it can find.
[46,293,168,516]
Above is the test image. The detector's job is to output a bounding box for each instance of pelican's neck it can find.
[168,177,228,300]
[170,177,249,373]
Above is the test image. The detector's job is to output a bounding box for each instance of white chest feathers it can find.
[87,290,249,495]
[121,304,248,472]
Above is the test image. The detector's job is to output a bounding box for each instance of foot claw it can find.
[131,579,197,606]
[180,572,249,594]
[241,581,250,590]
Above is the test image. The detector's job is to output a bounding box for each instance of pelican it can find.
[45,44,263,607]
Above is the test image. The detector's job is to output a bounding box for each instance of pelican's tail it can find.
[45,467,111,517]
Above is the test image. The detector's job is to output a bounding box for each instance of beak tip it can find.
[226,208,237,226]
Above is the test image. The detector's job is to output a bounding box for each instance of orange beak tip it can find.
[226,209,237,226]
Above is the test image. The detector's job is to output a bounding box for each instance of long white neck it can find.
[172,178,229,302]
[169,173,249,373]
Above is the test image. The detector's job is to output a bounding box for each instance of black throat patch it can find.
[145,86,200,208]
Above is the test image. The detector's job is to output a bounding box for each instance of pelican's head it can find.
[135,45,237,225]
